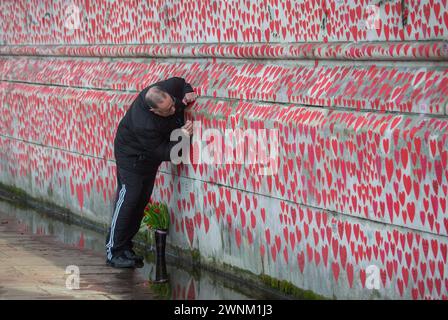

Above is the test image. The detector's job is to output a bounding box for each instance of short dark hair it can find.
[145,86,168,109]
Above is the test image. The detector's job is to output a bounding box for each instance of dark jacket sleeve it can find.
[134,126,179,162]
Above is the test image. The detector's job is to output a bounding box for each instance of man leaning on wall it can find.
[105,77,197,268]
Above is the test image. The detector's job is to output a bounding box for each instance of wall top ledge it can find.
[1,41,447,61]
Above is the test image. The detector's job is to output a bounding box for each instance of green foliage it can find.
[142,201,170,231]
[149,282,172,299]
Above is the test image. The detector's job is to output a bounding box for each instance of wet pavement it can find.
[0,197,286,300]
[0,203,155,299]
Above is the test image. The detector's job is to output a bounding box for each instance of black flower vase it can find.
[154,229,168,283]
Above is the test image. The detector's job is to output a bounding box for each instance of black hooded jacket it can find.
[113,77,194,174]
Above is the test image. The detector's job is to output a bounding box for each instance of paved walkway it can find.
[0,215,155,300]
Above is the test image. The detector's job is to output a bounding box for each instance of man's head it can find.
[145,86,176,117]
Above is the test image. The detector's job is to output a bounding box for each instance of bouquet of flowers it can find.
[143,201,170,231]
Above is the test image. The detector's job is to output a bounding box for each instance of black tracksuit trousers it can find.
[105,165,158,260]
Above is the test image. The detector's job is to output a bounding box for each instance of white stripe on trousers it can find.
[106,184,126,260]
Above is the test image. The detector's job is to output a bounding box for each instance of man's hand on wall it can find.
[181,120,193,137]
[182,92,198,105]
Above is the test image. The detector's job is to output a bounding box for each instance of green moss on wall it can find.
[259,274,328,300]
[0,181,28,198]
[219,262,328,299]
